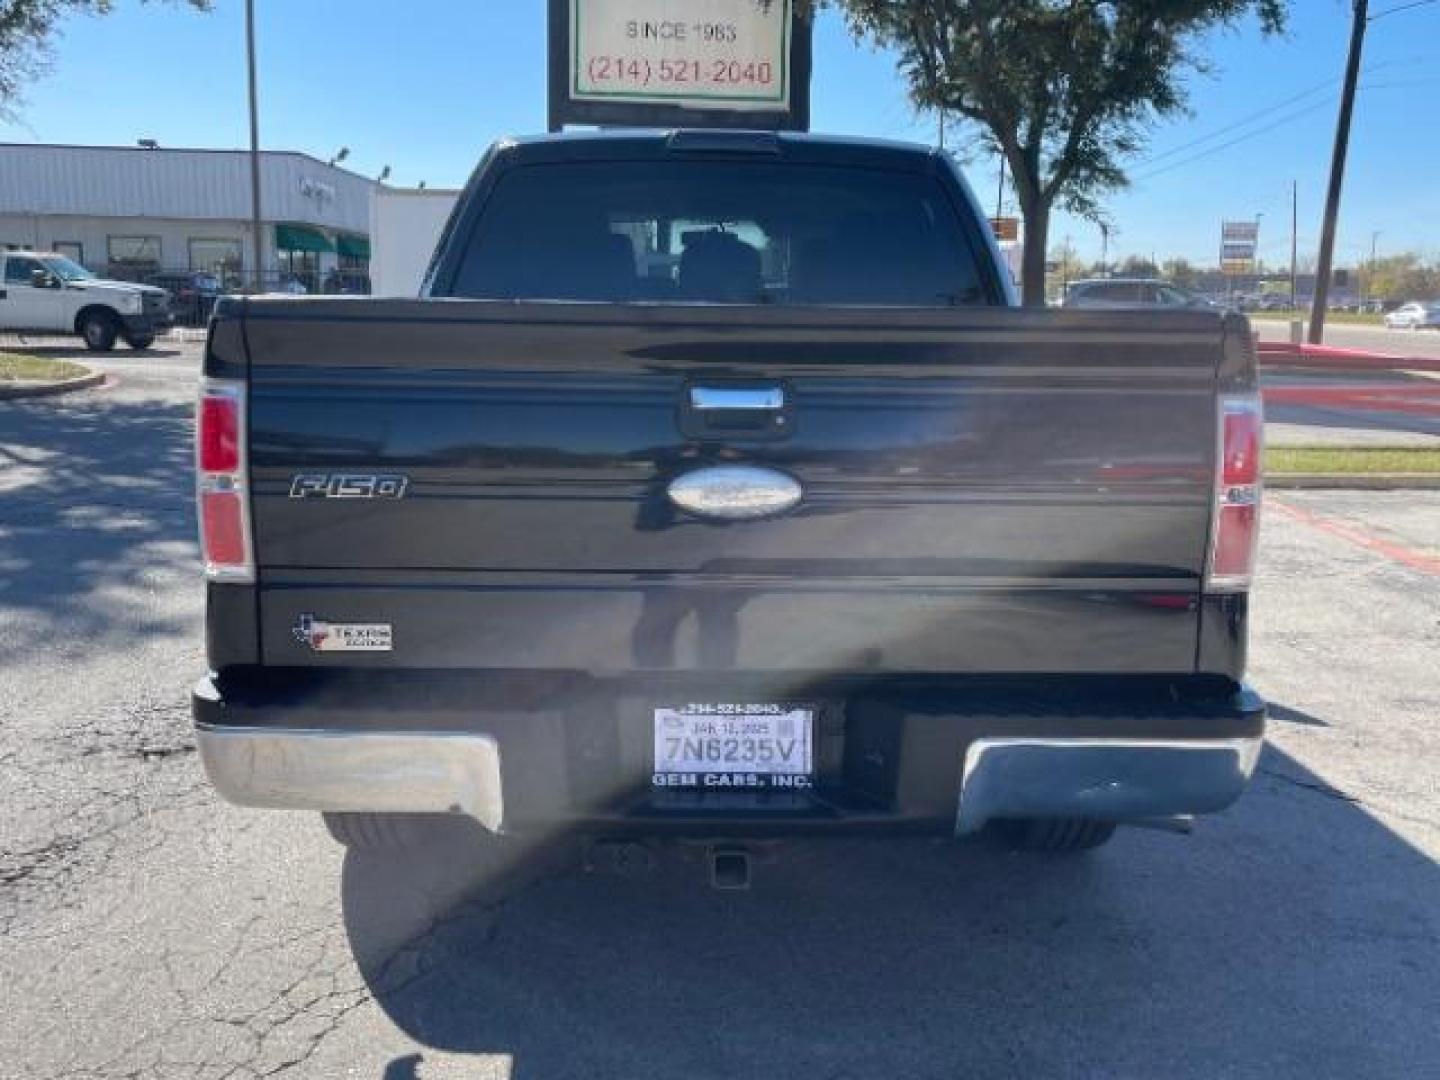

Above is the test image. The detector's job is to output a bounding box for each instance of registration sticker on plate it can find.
[652,705,814,790]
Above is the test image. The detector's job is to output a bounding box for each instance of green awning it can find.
[335,233,370,260]
[274,223,334,253]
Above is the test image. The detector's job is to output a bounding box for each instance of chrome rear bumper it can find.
[955,735,1263,834]
[196,724,504,833]
[194,671,1263,838]
[196,725,1261,839]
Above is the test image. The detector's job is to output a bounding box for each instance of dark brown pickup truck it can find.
[191,130,1264,879]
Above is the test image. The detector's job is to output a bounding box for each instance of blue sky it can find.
[3,0,1437,266]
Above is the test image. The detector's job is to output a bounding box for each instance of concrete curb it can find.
[1267,472,1440,490]
[0,369,105,401]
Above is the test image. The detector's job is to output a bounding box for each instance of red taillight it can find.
[198,394,240,473]
[1206,393,1263,592]
[196,379,253,582]
[200,490,247,565]
[1221,400,1261,487]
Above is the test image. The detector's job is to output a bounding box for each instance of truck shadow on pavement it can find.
[341,741,1438,1080]
[0,389,194,646]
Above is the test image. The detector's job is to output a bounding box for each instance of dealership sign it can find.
[549,0,811,131]
[1220,220,1259,270]
[989,217,1020,243]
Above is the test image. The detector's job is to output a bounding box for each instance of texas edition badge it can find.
[292,614,393,652]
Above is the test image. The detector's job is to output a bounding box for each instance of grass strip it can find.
[1269,446,1440,474]
[0,352,89,383]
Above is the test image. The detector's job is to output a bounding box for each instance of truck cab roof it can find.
[487,129,946,173]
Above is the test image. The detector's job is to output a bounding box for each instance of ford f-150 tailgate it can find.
[214,300,1248,677]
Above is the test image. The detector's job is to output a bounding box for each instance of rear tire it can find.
[323,811,484,852]
[984,817,1117,853]
[79,310,118,352]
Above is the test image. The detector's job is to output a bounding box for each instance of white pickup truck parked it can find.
[0,250,173,350]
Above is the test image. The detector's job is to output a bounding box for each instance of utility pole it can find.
[246,0,264,292]
[1365,230,1381,305]
[1296,180,1307,308]
[995,154,1006,222]
[1254,212,1264,281]
[1099,224,1109,277]
[937,107,945,151]
[1309,0,1368,343]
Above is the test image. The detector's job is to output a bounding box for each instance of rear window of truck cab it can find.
[451,161,989,307]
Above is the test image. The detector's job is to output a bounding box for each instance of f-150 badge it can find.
[292,613,393,652]
[289,474,409,499]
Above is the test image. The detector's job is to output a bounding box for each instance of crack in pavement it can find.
[1259,765,1362,804]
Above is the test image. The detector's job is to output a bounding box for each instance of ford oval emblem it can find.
[667,466,802,521]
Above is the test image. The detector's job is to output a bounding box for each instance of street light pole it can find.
[1309,0,1369,343]
[1289,183,1299,308]
[246,0,264,293]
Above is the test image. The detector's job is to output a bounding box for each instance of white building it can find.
[0,143,377,290]
[369,186,459,296]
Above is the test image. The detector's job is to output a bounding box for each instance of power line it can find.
[1132,59,1413,170]
[1136,78,1337,168]
[1128,72,1430,186]
[1131,97,1335,183]
[1369,0,1440,21]
[1363,77,1440,89]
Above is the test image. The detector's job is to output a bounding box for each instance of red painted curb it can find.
[1271,499,1440,576]
[1257,341,1440,373]
[1263,383,1440,417]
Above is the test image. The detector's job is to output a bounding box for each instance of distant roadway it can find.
[1252,318,1440,361]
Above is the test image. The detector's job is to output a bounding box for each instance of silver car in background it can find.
[1063,278,1216,310]
[1383,301,1440,330]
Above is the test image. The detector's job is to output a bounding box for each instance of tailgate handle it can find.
[689,386,784,411]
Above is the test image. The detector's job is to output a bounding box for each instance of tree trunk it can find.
[1019,197,1049,307]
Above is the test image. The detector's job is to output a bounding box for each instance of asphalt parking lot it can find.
[1,345,1437,1079]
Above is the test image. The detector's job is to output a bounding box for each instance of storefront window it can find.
[278,249,320,293]
[107,235,162,281]
[274,223,333,293]
[189,238,244,289]
[54,241,85,267]
[332,233,371,293]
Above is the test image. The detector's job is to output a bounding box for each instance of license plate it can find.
[652,705,814,790]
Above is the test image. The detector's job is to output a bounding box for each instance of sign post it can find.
[549,0,811,132]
